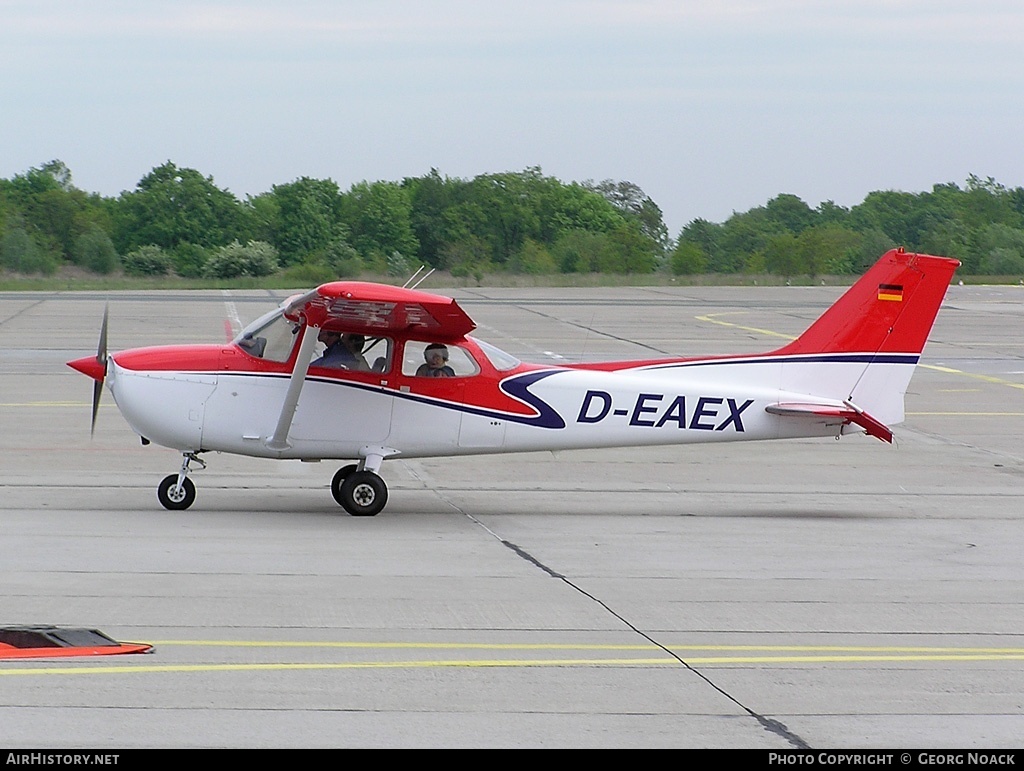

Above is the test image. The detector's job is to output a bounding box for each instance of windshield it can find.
[473,338,521,371]
[234,308,301,363]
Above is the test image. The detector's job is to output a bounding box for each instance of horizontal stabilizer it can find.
[766,401,893,443]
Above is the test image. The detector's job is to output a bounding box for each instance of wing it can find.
[765,400,893,443]
[267,281,475,452]
[284,281,476,340]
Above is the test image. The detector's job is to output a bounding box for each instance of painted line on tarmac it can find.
[908,412,1024,416]
[0,402,118,409]
[4,644,1024,677]
[695,313,796,340]
[222,290,242,341]
[3,658,672,676]
[920,363,1024,391]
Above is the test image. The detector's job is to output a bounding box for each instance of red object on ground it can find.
[0,627,153,660]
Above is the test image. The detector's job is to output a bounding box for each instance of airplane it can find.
[67,248,960,516]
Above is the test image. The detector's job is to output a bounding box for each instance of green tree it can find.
[601,223,658,273]
[123,245,174,276]
[73,224,119,273]
[341,180,419,260]
[509,238,557,274]
[114,162,253,254]
[670,240,707,275]
[677,218,722,270]
[404,168,656,274]
[1,160,112,262]
[442,235,492,280]
[816,200,851,227]
[583,179,667,253]
[764,233,802,277]
[0,226,58,274]
[266,177,346,265]
[765,194,816,234]
[850,190,919,246]
[974,224,1024,275]
[545,182,626,241]
[403,169,468,268]
[715,210,773,272]
[203,240,279,278]
[852,228,897,272]
[466,169,544,265]
[552,229,613,273]
[961,175,1023,229]
[171,243,210,278]
[980,248,1024,276]
[794,225,862,276]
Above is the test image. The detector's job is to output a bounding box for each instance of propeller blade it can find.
[91,378,103,436]
[97,303,108,366]
[91,303,108,437]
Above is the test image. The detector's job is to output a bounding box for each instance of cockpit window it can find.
[474,338,521,371]
[235,309,300,363]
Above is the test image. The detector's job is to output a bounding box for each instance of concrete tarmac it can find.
[1,281,1022,749]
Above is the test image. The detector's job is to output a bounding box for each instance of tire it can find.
[339,471,388,517]
[330,464,359,506]
[157,474,196,510]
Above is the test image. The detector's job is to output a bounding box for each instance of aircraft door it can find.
[291,334,395,446]
[388,341,468,452]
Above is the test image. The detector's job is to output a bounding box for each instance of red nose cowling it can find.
[67,356,106,382]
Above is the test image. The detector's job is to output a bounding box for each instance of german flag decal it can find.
[877,283,904,302]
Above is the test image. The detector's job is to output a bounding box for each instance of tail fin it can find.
[772,248,959,431]
[776,248,960,357]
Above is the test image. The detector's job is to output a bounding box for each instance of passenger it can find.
[416,343,456,377]
[312,331,369,370]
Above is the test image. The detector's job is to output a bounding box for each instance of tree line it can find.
[2,159,1023,281]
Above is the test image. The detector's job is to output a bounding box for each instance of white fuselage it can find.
[106,354,913,461]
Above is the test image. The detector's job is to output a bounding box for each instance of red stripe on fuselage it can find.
[110,343,552,420]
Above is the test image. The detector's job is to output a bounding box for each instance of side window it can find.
[402,341,478,378]
[361,336,393,373]
[311,332,393,373]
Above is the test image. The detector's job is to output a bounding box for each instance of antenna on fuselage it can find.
[403,265,435,290]
[402,266,425,288]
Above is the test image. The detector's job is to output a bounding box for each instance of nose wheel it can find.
[331,464,388,516]
[157,452,204,510]
[158,474,196,510]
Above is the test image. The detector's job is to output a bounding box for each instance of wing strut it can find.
[266,325,319,451]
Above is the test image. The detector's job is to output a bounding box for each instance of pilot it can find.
[416,343,456,378]
[313,330,369,370]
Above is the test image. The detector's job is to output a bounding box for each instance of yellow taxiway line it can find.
[4,642,1024,677]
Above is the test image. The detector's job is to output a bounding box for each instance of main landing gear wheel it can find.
[158,474,196,510]
[330,464,359,506]
[337,470,388,517]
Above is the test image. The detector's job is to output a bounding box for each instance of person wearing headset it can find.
[415,343,455,377]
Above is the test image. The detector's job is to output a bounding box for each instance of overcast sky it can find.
[3,0,1022,236]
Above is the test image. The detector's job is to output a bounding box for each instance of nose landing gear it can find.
[157,452,205,510]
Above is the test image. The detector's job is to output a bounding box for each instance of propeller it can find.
[91,303,109,435]
[66,304,109,436]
